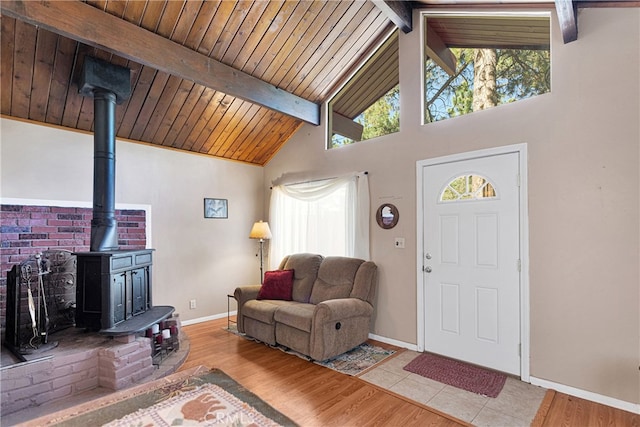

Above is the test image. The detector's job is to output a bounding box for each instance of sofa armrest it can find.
[233,285,261,332]
[313,298,373,325]
[310,298,374,361]
[234,285,261,303]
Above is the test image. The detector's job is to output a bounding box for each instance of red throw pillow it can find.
[257,269,294,301]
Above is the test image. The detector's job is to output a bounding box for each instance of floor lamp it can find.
[249,221,272,284]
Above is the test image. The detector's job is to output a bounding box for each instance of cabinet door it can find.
[131,267,148,315]
[112,273,127,324]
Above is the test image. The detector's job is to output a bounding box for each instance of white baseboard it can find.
[530,376,640,415]
[368,333,418,351]
[181,311,236,326]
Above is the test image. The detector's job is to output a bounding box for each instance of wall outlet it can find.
[189,299,196,309]
[394,237,405,249]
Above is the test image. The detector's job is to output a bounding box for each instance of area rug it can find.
[225,325,396,376]
[403,353,507,398]
[314,343,396,376]
[24,366,297,427]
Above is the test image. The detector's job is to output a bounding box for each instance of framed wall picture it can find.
[204,198,228,219]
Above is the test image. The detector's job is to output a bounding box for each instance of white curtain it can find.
[269,172,369,269]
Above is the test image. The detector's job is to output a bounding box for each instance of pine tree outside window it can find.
[422,12,551,124]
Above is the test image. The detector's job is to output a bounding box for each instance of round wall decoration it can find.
[376,203,399,229]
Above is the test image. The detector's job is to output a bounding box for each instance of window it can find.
[423,13,550,124]
[269,173,370,268]
[440,174,497,202]
[328,30,399,148]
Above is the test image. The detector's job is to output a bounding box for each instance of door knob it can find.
[424,266,432,273]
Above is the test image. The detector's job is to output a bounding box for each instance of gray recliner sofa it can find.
[234,253,377,361]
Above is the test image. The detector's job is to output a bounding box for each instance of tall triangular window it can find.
[328,30,399,148]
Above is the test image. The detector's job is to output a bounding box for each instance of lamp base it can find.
[259,239,264,284]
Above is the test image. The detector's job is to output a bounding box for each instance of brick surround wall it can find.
[0,204,147,329]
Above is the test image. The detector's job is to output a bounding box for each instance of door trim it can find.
[416,143,530,381]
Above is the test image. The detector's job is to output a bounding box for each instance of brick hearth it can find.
[0,316,186,417]
[0,203,178,418]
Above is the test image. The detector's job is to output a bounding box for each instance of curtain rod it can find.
[270,171,368,189]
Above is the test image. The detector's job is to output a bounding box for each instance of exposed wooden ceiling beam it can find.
[0,0,320,126]
[555,0,578,43]
[332,112,364,142]
[425,25,457,76]
[372,1,413,33]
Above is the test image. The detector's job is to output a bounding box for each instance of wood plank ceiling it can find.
[332,30,399,121]
[1,1,635,165]
[1,1,392,165]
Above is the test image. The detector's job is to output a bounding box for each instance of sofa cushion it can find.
[273,303,315,333]
[309,257,363,304]
[257,269,294,300]
[242,300,291,325]
[244,318,277,346]
[280,253,323,303]
[275,323,311,356]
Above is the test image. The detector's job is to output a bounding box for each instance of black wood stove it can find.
[73,57,173,335]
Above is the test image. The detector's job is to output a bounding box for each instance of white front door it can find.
[422,152,521,375]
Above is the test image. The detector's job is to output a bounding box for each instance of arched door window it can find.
[440,174,497,202]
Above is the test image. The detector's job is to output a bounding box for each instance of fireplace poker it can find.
[35,253,50,344]
[21,264,39,348]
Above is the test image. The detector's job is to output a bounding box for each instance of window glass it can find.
[440,174,497,202]
[269,174,370,266]
[328,30,399,148]
[423,13,550,124]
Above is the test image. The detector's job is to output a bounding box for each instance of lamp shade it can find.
[249,221,272,240]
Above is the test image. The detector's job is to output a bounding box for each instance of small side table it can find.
[227,294,237,331]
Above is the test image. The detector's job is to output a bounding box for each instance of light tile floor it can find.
[359,350,547,426]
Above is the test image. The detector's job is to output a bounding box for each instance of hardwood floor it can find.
[536,392,640,427]
[180,318,640,426]
[180,318,468,426]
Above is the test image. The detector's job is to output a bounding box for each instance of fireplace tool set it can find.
[5,250,76,359]
[22,253,51,348]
